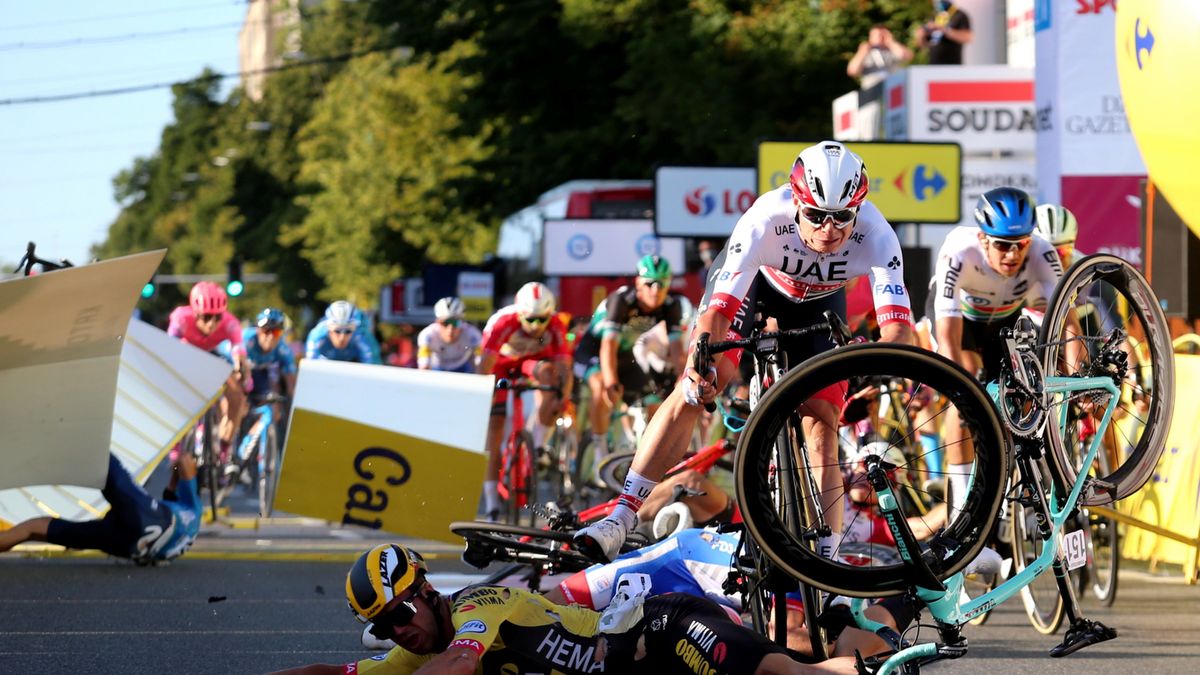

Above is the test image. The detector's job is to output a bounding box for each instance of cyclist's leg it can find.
[637,469,732,528]
[482,360,517,519]
[940,318,999,514]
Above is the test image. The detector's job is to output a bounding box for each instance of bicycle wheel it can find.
[1010,459,1065,634]
[736,343,1010,598]
[1083,505,1119,605]
[258,424,280,518]
[502,432,538,526]
[1040,254,1174,504]
[202,409,222,521]
[595,451,635,495]
[450,521,596,573]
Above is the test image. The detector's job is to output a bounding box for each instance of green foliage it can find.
[97,0,930,317]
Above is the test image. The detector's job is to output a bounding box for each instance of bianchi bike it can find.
[732,254,1172,673]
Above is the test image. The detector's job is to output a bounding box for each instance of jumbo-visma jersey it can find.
[352,586,603,674]
[706,185,913,328]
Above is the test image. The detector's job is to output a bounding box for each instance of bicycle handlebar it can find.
[495,377,560,394]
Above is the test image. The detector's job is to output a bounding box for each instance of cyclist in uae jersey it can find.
[575,141,914,563]
[417,297,482,373]
[574,255,685,468]
[271,543,858,675]
[478,282,573,521]
[0,452,201,563]
[168,281,249,452]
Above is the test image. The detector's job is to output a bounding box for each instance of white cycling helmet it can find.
[790,141,869,212]
[1034,204,1078,246]
[514,281,555,319]
[434,296,466,321]
[325,300,359,328]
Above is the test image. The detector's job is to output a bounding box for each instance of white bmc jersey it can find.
[416,322,482,371]
[706,185,912,327]
[933,226,1063,322]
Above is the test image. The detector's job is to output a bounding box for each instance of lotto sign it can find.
[757,140,961,224]
[277,360,491,542]
[654,166,755,238]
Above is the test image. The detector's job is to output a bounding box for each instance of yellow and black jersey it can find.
[353,585,603,675]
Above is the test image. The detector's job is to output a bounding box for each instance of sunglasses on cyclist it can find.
[198,313,222,324]
[438,318,461,328]
[520,315,550,325]
[986,236,1032,253]
[258,327,283,337]
[331,327,355,336]
[638,278,668,290]
[800,206,858,229]
[365,596,421,640]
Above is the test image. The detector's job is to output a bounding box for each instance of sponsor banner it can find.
[883,71,908,141]
[457,271,494,323]
[276,360,491,542]
[856,78,886,141]
[960,155,1037,228]
[892,65,1035,154]
[1119,353,1200,565]
[1061,175,1144,266]
[832,90,859,141]
[0,250,165,491]
[757,140,962,224]
[653,167,756,238]
[543,220,686,276]
[0,319,231,526]
[1008,0,1036,68]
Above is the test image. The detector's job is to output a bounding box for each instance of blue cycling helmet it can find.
[256,307,287,330]
[974,187,1035,239]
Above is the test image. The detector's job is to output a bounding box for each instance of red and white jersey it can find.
[841,502,897,547]
[480,305,570,360]
[706,185,913,328]
[932,226,1063,323]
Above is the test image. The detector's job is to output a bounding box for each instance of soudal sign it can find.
[654,166,756,238]
[886,65,1035,154]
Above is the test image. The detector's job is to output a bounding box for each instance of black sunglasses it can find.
[639,278,668,289]
[198,313,222,323]
[367,597,419,640]
[521,315,550,324]
[800,206,857,228]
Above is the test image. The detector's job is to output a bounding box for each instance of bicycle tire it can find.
[202,409,221,522]
[258,424,280,518]
[595,451,635,495]
[736,343,1010,598]
[501,431,538,526]
[1040,254,1174,504]
[451,521,595,573]
[1080,439,1119,605]
[1010,458,1065,635]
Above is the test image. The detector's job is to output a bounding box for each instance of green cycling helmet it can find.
[637,254,672,282]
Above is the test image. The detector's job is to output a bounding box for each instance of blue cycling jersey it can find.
[305,319,381,364]
[242,327,297,395]
[558,528,741,610]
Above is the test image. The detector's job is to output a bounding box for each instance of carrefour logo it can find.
[892,164,947,202]
[635,235,662,257]
[684,187,717,216]
[567,234,594,260]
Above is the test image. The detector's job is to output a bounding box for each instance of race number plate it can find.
[1063,529,1087,571]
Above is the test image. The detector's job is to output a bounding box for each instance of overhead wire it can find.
[0,1,253,33]
[0,22,248,52]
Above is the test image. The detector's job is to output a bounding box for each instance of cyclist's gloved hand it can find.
[682,365,717,407]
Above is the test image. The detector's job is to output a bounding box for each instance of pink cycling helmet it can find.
[190,281,228,315]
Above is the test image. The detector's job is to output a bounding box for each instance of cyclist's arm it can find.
[867,220,915,345]
[935,315,965,365]
[477,351,498,375]
[690,307,732,369]
[416,327,433,370]
[599,334,621,397]
[412,647,477,675]
[354,334,381,365]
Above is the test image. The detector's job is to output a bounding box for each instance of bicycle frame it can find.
[237,401,276,474]
[857,372,1123,674]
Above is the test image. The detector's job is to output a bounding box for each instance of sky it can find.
[0,0,249,270]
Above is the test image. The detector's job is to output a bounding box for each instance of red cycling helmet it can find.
[190,281,228,315]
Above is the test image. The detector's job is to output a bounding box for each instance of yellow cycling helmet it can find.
[346,544,428,622]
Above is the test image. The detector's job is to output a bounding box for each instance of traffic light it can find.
[141,275,157,299]
[226,258,244,297]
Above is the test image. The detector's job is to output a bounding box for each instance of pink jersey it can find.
[167,306,244,353]
[481,305,570,361]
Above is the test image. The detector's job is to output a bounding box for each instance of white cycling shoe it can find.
[573,517,629,562]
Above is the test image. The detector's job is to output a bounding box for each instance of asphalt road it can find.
[3,539,1200,674]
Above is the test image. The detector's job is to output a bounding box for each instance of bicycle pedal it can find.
[1049,618,1117,658]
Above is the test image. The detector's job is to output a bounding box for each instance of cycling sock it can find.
[612,469,656,531]
[590,434,609,463]
[531,422,546,449]
[948,462,973,514]
[483,480,500,514]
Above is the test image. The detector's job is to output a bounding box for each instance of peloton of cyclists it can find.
[575,140,916,562]
[306,300,382,364]
[573,254,687,471]
[477,282,574,521]
[417,296,482,373]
